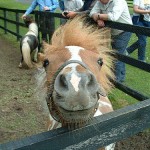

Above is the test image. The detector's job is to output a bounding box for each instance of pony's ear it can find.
[38,53,46,61]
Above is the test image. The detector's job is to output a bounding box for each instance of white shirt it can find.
[89,0,132,35]
[64,0,83,11]
[133,0,150,21]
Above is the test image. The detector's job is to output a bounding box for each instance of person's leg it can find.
[40,13,48,42]
[126,16,139,54]
[126,16,143,57]
[137,34,147,61]
[47,17,55,43]
[137,20,150,61]
[41,22,48,42]
[112,32,131,82]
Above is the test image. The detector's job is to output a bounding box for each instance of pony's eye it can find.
[97,58,103,66]
[43,59,49,68]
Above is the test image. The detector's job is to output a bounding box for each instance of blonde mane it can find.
[46,16,114,93]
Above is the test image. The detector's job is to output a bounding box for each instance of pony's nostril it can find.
[86,73,99,93]
[59,74,68,88]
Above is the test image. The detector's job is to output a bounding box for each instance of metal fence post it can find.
[3,8,7,34]
[16,11,19,41]
[34,11,41,51]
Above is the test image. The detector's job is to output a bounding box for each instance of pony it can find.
[19,16,39,69]
[37,16,115,150]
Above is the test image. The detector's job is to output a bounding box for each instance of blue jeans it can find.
[39,13,55,43]
[112,32,131,82]
[127,16,150,61]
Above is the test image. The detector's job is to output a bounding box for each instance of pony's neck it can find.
[26,22,38,37]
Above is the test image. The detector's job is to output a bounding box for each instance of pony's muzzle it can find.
[53,71,99,111]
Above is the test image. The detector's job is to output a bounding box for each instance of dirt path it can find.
[0,35,47,144]
[0,34,149,149]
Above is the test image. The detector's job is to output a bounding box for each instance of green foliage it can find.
[0,0,30,9]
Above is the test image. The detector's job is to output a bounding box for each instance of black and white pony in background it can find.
[19,16,39,69]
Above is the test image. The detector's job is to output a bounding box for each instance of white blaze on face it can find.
[70,73,81,92]
[65,46,84,92]
[65,46,84,62]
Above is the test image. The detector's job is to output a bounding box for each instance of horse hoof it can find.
[18,63,22,68]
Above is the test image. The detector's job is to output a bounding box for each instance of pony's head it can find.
[23,16,38,37]
[23,16,34,27]
[38,16,114,128]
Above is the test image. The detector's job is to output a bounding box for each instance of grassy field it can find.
[0,0,29,9]
[0,0,149,107]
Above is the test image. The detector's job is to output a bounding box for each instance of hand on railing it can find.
[62,11,69,17]
[21,14,27,19]
[43,6,50,11]
[62,11,77,19]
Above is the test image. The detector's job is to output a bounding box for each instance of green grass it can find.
[0,0,150,110]
[109,32,150,108]
[0,0,30,10]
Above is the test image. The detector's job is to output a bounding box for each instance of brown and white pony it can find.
[19,16,38,69]
[37,16,115,150]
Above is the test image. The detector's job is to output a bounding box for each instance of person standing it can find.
[22,0,59,42]
[126,0,150,62]
[62,0,97,18]
[90,0,132,83]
